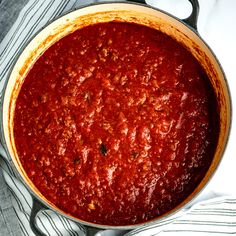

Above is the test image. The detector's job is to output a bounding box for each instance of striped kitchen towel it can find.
[124,197,236,236]
[0,0,235,236]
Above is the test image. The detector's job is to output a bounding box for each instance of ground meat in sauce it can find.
[13,22,219,225]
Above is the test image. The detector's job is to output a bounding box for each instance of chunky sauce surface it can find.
[14,22,219,225]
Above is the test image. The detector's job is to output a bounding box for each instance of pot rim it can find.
[0,1,232,231]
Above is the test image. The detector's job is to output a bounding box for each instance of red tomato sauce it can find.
[13,22,219,225]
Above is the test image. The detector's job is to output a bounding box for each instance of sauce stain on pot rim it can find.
[1,1,231,231]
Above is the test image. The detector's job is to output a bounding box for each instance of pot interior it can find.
[2,2,231,229]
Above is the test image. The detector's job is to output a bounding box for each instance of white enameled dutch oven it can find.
[0,0,231,235]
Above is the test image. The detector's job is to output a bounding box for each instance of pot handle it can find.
[182,0,199,30]
[82,225,104,236]
[30,197,48,236]
[127,0,199,30]
[30,197,105,236]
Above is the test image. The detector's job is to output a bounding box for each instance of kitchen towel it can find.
[0,158,22,236]
[0,0,236,235]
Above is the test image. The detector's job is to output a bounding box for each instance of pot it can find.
[0,0,231,235]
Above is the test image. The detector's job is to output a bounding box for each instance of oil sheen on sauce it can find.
[13,22,219,225]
